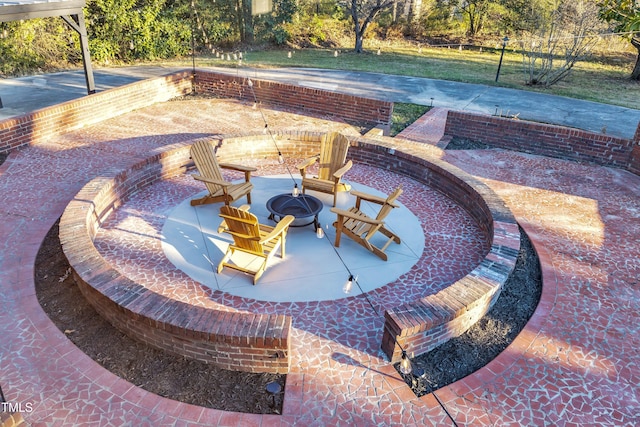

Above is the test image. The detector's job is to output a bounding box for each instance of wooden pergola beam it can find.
[0,0,95,94]
[0,0,86,22]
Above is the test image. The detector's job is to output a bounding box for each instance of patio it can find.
[1,94,639,425]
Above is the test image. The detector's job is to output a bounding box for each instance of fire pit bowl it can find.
[266,193,323,228]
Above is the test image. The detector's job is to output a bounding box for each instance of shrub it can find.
[282,15,351,48]
[0,20,76,76]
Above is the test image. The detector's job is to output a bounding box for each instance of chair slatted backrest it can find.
[219,205,263,255]
[317,132,349,181]
[191,140,224,194]
[375,186,403,222]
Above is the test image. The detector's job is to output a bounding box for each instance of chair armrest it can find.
[296,156,319,175]
[192,174,232,187]
[260,215,295,244]
[350,189,400,208]
[332,160,353,180]
[330,208,384,225]
[218,163,257,173]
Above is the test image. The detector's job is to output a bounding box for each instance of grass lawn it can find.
[391,103,430,136]
[156,45,639,110]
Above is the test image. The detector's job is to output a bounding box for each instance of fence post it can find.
[495,37,509,83]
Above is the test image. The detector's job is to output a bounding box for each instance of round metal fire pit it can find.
[266,193,323,227]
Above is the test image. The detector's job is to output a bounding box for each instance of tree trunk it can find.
[236,0,245,43]
[355,30,364,53]
[631,35,640,81]
[407,0,422,23]
[349,0,392,53]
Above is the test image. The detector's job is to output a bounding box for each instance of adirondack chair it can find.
[297,132,353,206]
[217,205,294,284]
[330,186,403,261]
[190,139,257,206]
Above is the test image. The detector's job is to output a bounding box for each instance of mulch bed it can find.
[397,228,541,396]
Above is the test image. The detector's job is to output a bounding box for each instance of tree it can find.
[253,0,298,45]
[458,0,491,38]
[402,0,424,23]
[498,0,556,34]
[0,19,77,76]
[598,0,640,80]
[342,0,395,52]
[521,0,604,86]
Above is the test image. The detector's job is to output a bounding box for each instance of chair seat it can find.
[340,207,375,236]
[301,177,351,194]
[209,181,253,201]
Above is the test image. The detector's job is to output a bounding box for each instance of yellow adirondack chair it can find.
[297,132,353,206]
[330,186,403,261]
[217,205,294,284]
[190,139,257,206]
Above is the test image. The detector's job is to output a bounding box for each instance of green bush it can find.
[282,15,351,48]
[271,26,291,45]
[0,20,75,76]
[85,0,191,63]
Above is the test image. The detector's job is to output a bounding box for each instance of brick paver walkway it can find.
[1,99,639,426]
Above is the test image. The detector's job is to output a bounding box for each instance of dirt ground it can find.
[34,220,286,414]
[5,137,542,414]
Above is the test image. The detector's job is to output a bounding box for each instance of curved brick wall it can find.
[344,135,520,363]
[59,142,291,374]
[60,131,519,372]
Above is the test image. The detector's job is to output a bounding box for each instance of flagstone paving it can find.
[1,99,639,426]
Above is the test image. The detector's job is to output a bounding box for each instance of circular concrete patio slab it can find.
[161,175,425,302]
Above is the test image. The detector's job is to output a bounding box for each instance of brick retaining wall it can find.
[343,135,519,363]
[1,69,393,155]
[0,72,193,154]
[194,70,393,133]
[444,110,636,170]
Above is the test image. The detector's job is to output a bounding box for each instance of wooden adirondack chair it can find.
[190,139,257,206]
[297,132,353,206]
[330,186,403,261]
[217,205,294,284]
